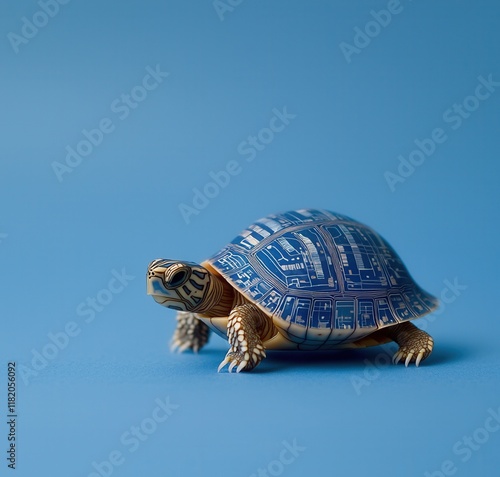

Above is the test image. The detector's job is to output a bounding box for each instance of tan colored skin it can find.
[196,263,278,346]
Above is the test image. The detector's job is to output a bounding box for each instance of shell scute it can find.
[209,209,438,346]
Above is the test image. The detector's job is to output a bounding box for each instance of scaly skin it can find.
[217,304,269,373]
[384,322,434,367]
[171,312,210,353]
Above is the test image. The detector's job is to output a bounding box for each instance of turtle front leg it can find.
[217,304,271,373]
[171,312,210,353]
[385,322,434,367]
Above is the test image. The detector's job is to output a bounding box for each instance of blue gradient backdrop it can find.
[1,1,499,476]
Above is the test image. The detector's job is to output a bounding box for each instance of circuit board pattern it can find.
[209,209,438,346]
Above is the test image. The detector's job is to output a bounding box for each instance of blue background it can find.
[1,1,499,476]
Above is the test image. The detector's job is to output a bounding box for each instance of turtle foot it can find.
[217,344,266,373]
[170,312,210,353]
[217,304,268,373]
[392,334,434,367]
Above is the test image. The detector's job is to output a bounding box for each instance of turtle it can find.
[146,209,438,372]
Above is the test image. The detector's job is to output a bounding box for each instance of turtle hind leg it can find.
[217,304,270,373]
[383,322,434,367]
[171,312,210,353]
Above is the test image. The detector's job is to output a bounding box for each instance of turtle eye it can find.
[166,270,188,288]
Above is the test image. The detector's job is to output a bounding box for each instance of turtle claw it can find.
[236,361,247,373]
[170,340,179,353]
[228,360,238,373]
[392,334,434,367]
[217,346,266,373]
[415,350,425,367]
[217,355,249,373]
[171,340,192,353]
[392,351,403,365]
[217,357,231,373]
[404,352,414,367]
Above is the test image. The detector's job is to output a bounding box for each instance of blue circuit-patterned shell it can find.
[208,209,438,346]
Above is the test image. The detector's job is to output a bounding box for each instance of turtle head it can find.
[147,259,215,312]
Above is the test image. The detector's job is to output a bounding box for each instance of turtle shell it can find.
[207,209,438,349]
